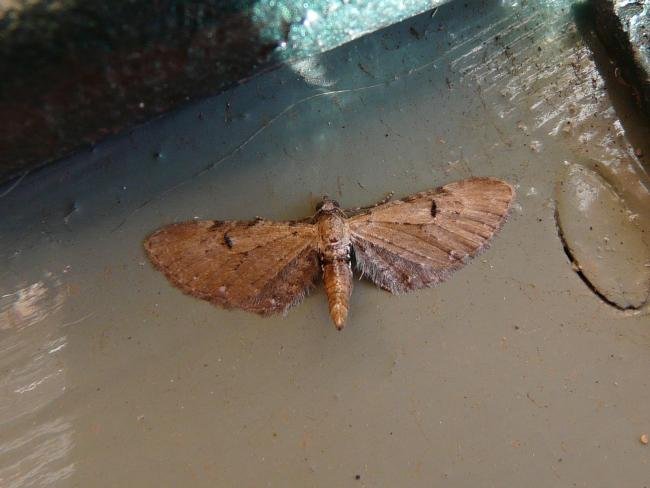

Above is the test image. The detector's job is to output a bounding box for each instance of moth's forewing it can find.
[144,220,320,314]
[347,177,514,293]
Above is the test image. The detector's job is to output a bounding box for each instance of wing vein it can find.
[353,227,450,263]
[367,221,465,260]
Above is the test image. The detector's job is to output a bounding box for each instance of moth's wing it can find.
[144,220,320,315]
[348,177,515,293]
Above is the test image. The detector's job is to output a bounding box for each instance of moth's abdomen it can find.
[323,259,352,330]
[317,210,353,329]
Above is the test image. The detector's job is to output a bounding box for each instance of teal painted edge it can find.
[252,0,448,60]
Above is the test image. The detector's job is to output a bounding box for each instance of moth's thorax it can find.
[316,211,351,260]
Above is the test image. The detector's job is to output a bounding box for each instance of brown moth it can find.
[144,177,514,330]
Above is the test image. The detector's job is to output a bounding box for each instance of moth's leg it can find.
[346,191,394,216]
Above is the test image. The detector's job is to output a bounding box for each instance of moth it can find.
[144,177,514,330]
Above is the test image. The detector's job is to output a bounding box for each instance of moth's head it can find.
[315,196,341,214]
